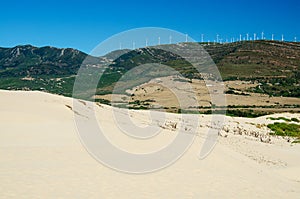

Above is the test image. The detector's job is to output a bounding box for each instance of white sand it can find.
[0,90,300,198]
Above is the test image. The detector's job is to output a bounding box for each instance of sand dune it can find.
[0,90,300,198]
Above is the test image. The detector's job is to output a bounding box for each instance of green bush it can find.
[267,122,300,138]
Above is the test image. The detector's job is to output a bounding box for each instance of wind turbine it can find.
[261,31,264,40]
[254,33,256,41]
[169,35,172,44]
[240,34,242,42]
[146,38,148,47]
[294,37,297,42]
[246,33,249,41]
[119,42,122,50]
[201,34,204,43]
[158,37,161,45]
[185,34,188,42]
[217,34,219,43]
[271,34,274,41]
[281,34,284,42]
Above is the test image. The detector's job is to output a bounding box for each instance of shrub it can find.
[267,122,300,138]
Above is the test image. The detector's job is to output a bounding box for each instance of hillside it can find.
[0,45,87,76]
[0,41,299,98]
[0,45,102,96]
[206,41,300,79]
[100,40,300,97]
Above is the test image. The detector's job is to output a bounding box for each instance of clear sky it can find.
[0,0,299,53]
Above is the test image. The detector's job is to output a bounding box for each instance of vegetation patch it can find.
[267,117,300,123]
[267,122,300,143]
[225,90,250,96]
[226,109,268,118]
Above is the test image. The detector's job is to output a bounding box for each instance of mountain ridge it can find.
[0,40,299,98]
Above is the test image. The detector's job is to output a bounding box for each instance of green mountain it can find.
[0,45,102,96]
[0,45,88,76]
[0,40,299,98]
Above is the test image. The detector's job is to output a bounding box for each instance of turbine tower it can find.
[254,33,256,41]
[217,34,219,43]
[261,31,264,40]
[272,34,274,41]
[146,38,148,47]
[246,33,249,41]
[119,42,122,50]
[169,35,172,44]
[201,34,204,43]
[282,34,284,42]
[295,37,297,42]
[158,37,161,45]
[240,34,242,42]
[185,34,188,42]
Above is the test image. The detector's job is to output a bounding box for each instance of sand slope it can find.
[0,90,299,198]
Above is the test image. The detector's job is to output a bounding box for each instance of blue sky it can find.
[0,0,299,53]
